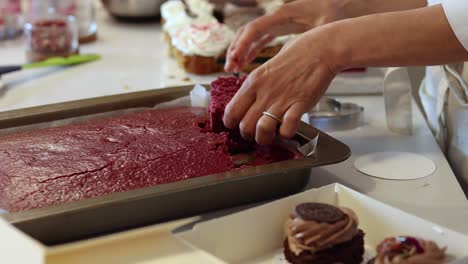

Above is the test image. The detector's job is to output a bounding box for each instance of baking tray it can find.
[0,85,351,246]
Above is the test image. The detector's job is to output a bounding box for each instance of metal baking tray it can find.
[0,85,351,246]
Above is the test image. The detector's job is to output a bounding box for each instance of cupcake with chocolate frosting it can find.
[283,202,365,264]
[368,236,446,264]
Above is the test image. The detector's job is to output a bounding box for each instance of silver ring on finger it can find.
[262,111,282,123]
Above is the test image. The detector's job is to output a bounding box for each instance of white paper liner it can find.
[354,151,436,180]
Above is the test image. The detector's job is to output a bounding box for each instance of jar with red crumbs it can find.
[0,0,23,40]
[24,1,79,62]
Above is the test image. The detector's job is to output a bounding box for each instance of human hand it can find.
[225,0,347,72]
[223,26,343,145]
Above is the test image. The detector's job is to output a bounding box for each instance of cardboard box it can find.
[0,216,213,264]
[176,183,468,263]
[1,183,466,263]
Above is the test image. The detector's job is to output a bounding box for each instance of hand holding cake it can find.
[223,0,351,145]
[223,0,468,146]
[225,0,347,73]
[223,30,339,145]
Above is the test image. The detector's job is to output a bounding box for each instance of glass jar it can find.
[24,1,79,62]
[57,0,97,44]
[0,0,23,40]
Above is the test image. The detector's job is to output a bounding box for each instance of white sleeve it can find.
[427,0,443,5]
[441,0,468,51]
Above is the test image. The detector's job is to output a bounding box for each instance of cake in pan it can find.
[160,0,294,74]
[0,77,299,212]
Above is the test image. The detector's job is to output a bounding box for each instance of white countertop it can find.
[311,96,468,234]
[0,3,468,260]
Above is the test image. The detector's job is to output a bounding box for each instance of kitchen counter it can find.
[0,3,468,263]
[311,95,468,234]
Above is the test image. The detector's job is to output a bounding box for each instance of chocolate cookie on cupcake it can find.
[284,202,365,264]
[368,236,446,264]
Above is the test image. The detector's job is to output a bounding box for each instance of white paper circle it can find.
[354,152,436,180]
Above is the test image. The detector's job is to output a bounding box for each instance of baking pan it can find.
[0,85,351,245]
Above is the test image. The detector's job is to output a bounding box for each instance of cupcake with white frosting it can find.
[171,21,234,57]
[160,0,294,74]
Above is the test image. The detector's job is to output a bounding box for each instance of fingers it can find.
[225,15,281,72]
[227,21,264,72]
[255,97,291,145]
[223,77,256,130]
[280,103,307,139]
[225,27,246,73]
[223,68,306,145]
[255,101,306,145]
[244,34,275,65]
[256,108,281,145]
[239,101,265,140]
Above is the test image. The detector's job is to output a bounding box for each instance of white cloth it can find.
[444,64,468,195]
[427,0,443,5]
[421,0,468,137]
[427,0,468,51]
[419,1,468,195]
[420,63,468,194]
[419,66,448,140]
[441,0,468,51]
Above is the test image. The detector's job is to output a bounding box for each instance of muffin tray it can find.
[0,85,351,246]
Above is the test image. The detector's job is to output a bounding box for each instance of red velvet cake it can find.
[209,75,246,133]
[0,108,235,212]
[0,77,299,212]
[209,75,255,153]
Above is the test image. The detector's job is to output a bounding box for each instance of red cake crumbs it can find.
[209,75,254,153]
[0,77,299,213]
[209,75,246,133]
[27,18,77,62]
[0,108,235,212]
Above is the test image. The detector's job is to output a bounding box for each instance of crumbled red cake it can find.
[209,75,254,153]
[209,75,246,133]
[0,77,299,212]
[27,18,77,62]
[0,108,236,212]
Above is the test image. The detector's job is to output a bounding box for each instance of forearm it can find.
[342,0,428,18]
[321,4,468,70]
